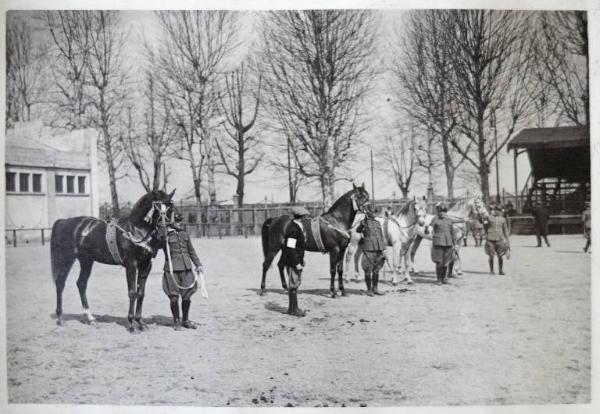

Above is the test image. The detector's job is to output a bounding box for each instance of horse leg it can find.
[410,236,422,274]
[134,260,152,331]
[54,254,76,326]
[403,249,414,284]
[353,248,362,282]
[337,251,347,297]
[344,243,356,282]
[76,256,96,325]
[125,263,137,333]
[454,245,462,276]
[260,249,279,295]
[276,256,288,292]
[329,250,339,298]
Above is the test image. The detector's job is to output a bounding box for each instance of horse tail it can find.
[50,220,64,282]
[261,217,273,259]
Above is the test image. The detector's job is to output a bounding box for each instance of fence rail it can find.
[5,228,52,247]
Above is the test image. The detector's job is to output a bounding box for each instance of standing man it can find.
[431,204,455,285]
[282,206,310,317]
[582,201,591,253]
[163,213,203,330]
[483,204,510,275]
[532,201,551,247]
[356,204,386,296]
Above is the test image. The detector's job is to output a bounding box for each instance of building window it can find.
[78,176,86,194]
[6,172,16,192]
[19,173,29,192]
[66,175,75,193]
[32,174,42,192]
[55,175,64,193]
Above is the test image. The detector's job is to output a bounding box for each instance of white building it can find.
[4,121,99,229]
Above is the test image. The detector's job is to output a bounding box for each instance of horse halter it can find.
[149,201,173,227]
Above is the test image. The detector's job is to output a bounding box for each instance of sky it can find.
[9,8,550,205]
[92,9,538,206]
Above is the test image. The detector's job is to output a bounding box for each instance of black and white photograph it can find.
[1,0,597,412]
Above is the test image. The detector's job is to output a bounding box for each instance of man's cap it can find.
[291,206,310,217]
[489,204,500,211]
[435,203,448,212]
[173,212,183,222]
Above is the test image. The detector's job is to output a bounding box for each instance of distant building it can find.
[4,121,99,229]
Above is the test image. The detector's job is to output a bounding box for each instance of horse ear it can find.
[353,182,357,190]
[168,188,176,202]
[361,182,365,189]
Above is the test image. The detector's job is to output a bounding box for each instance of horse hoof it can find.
[392,282,397,287]
[128,326,136,333]
[331,292,337,299]
[56,319,64,326]
[87,319,97,326]
[137,323,148,331]
[341,290,348,297]
[259,289,266,296]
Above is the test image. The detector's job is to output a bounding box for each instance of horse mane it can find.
[325,189,354,215]
[396,199,414,217]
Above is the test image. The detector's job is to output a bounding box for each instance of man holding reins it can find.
[282,206,310,317]
[163,213,203,330]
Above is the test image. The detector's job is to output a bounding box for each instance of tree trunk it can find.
[446,169,455,199]
[152,159,161,191]
[103,129,120,217]
[401,187,409,198]
[479,164,490,205]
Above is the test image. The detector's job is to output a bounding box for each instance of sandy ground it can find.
[5,234,590,407]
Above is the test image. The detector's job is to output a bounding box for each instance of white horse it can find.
[344,198,427,285]
[409,197,488,276]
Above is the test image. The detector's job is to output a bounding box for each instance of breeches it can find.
[286,267,303,289]
[163,270,198,301]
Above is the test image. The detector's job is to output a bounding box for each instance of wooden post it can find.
[41,229,45,245]
[13,230,17,247]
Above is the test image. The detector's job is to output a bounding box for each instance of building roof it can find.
[5,134,91,170]
[507,126,589,150]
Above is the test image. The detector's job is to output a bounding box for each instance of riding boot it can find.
[488,257,494,274]
[170,299,181,331]
[447,261,455,279]
[288,289,305,317]
[365,273,374,296]
[498,257,504,275]
[287,290,295,314]
[441,266,450,284]
[373,272,384,295]
[181,300,197,329]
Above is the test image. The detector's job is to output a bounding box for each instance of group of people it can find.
[165,198,591,324]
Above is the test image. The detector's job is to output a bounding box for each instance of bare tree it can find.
[121,68,176,192]
[44,11,129,215]
[155,11,237,210]
[443,10,538,203]
[216,63,262,207]
[413,126,441,193]
[44,11,93,130]
[535,11,588,126]
[392,10,468,199]
[379,128,416,199]
[6,14,49,126]
[259,10,376,206]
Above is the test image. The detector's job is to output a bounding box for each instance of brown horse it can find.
[260,184,370,298]
[50,190,176,332]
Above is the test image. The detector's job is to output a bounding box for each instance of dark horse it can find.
[260,184,370,298]
[50,190,176,332]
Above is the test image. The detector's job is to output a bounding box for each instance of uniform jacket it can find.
[357,217,386,251]
[532,206,549,225]
[163,227,202,272]
[282,220,306,268]
[431,216,455,247]
[485,215,509,241]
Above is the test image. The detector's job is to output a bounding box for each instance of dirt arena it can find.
[5,234,590,407]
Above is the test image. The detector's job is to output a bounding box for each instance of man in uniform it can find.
[163,213,203,330]
[483,204,510,275]
[582,201,591,253]
[532,201,551,247]
[356,204,386,296]
[282,206,310,317]
[431,204,455,285]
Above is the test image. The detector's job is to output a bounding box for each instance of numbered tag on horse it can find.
[286,238,297,248]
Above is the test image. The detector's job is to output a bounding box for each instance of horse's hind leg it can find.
[55,255,76,326]
[125,264,138,333]
[76,256,96,324]
[337,253,347,297]
[260,250,278,295]
[276,256,288,292]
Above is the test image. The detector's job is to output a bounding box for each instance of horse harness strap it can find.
[106,220,124,265]
[309,216,350,252]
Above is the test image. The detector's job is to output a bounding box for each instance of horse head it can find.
[415,195,428,226]
[469,197,489,221]
[351,182,370,213]
[130,189,176,236]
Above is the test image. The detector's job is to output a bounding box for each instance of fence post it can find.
[13,230,17,247]
[218,225,222,239]
[41,229,45,245]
